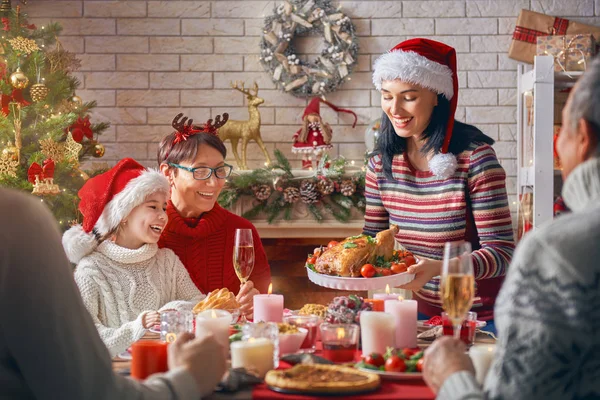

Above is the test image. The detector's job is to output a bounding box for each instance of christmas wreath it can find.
[218,150,365,224]
[260,0,358,98]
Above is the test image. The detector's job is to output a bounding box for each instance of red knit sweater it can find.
[158,201,271,296]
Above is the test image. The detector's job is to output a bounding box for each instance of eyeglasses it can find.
[168,163,233,180]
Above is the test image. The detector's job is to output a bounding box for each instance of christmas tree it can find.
[0,1,108,229]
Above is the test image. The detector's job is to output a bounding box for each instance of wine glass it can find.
[233,229,255,323]
[441,241,475,340]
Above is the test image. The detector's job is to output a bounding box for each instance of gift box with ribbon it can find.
[509,9,600,64]
[537,34,596,72]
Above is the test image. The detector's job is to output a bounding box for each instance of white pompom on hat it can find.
[372,38,459,179]
[62,158,170,263]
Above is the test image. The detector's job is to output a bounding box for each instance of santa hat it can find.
[62,158,170,263]
[372,38,459,178]
[302,97,358,128]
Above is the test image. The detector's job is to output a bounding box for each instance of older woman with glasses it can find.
[157,113,271,317]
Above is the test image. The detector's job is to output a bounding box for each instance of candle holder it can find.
[241,322,279,369]
[320,323,359,363]
[196,309,233,355]
[284,315,320,353]
[160,310,194,343]
[469,344,496,384]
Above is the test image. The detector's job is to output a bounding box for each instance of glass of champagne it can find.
[441,241,475,340]
[233,228,255,323]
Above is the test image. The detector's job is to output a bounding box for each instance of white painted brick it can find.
[436,18,497,35]
[214,72,276,89]
[466,107,516,123]
[371,90,381,107]
[500,158,518,177]
[97,125,116,142]
[72,72,85,88]
[499,124,517,142]
[353,19,372,36]
[419,36,471,53]
[78,55,116,72]
[498,89,517,106]
[183,55,243,71]
[498,54,519,70]
[85,1,147,17]
[597,0,600,16]
[471,35,512,53]
[117,18,180,35]
[212,107,275,124]
[475,124,499,140]
[57,37,84,53]
[568,16,600,25]
[455,107,466,122]
[339,143,368,159]
[150,37,212,53]
[77,90,116,107]
[26,1,82,17]
[276,107,309,125]
[212,2,274,18]
[360,37,407,54]
[92,107,147,125]
[357,55,371,72]
[467,0,530,17]
[86,72,149,89]
[371,19,434,36]
[331,125,367,142]
[117,55,179,71]
[531,0,594,16]
[498,17,515,35]
[324,90,372,107]
[117,90,180,107]
[457,53,497,70]
[459,89,497,106]
[257,90,308,107]
[403,1,465,17]
[259,125,295,142]
[336,2,402,18]
[458,71,467,89]
[343,72,374,90]
[214,37,259,54]
[180,90,245,107]
[468,71,517,88]
[30,18,115,35]
[117,125,171,142]
[150,72,212,89]
[182,19,244,36]
[102,142,149,161]
[492,141,517,159]
[86,37,148,53]
[244,19,265,36]
[147,1,211,18]
[147,107,223,125]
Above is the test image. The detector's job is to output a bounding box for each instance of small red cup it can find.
[364,299,385,312]
[442,311,477,346]
[130,340,168,380]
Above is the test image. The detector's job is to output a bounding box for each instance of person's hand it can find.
[237,280,259,317]
[168,331,227,397]
[423,336,475,394]
[142,311,160,329]
[398,257,442,291]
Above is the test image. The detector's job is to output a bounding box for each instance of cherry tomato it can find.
[376,267,392,276]
[384,355,406,373]
[401,347,421,359]
[360,264,376,278]
[327,241,339,248]
[364,353,385,367]
[390,262,408,274]
[416,358,424,372]
[307,255,317,265]
[404,255,416,267]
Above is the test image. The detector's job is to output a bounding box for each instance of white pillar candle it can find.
[195,309,232,354]
[384,298,417,349]
[253,294,284,323]
[360,311,395,356]
[231,338,275,378]
[373,284,400,302]
[469,344,496,385]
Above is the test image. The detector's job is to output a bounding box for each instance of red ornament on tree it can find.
[67,116,93,143]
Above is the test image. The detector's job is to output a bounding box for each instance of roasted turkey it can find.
[314,225,399,277]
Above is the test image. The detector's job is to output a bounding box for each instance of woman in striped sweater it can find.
[366,38,514,321]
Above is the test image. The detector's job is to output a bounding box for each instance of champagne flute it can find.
[441,241,475,340]
[233,229,255,323]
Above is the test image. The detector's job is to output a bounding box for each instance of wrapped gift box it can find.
[537,34,596,72]
[509,9,600,64]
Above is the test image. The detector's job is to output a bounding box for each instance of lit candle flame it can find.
[398,296,404,301]
[385,284,390,295]
[336,327,345,340]
[268,283,273,295]
[211,310,217,318]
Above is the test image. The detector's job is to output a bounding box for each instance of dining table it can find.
[112,327,496,400]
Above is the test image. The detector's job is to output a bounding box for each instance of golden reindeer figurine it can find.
[217,81,271,170]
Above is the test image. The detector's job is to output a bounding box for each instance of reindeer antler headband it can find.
[171,112,229,144]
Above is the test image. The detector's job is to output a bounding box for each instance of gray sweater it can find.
[0,189,200,400]
[439,156,600,400]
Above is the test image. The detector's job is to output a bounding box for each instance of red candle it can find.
[300,324,318,349]
[320,324,359,363]
[130,341,168,380]
[442,312,477,346]
[364,298,384,311]
[322,343,356,362]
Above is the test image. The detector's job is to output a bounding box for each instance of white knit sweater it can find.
[74,241,204,356]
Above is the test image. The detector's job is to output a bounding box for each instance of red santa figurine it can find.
[292,97,357,170]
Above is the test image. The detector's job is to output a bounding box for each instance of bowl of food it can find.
[278,323,308,355]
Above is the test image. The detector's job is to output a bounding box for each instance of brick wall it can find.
[27,0,599,221]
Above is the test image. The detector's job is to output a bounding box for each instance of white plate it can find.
[117,350,132,360]
[307,267,415,291]
[417,320,487,329]
[356,366,423,381]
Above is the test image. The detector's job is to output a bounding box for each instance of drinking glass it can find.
[233,228,255,323]
[441,241,474,340]
[160,310,194,343]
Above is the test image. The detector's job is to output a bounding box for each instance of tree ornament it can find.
[67,116,93,142]
[364,118,381,152]
[340,179,356,196]
[0,152,18,178]
[40,137,64,162]
[70,94,83,108]
[300,179,320,204]
[317,176,335,195]
[0,0,12,12]
[30,82,49,102]
[46,40,81,73]
[64,132,83,162]
[1,141,19,161]
[92,142,105,158]
[283,186,300,204]
[8,36,39,54]
[28,159,60,196]
[252,184,272,202]
[9,68,29,89]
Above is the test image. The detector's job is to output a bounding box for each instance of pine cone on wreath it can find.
[300,179,320,204]
[340,179,356,196]
[252,184,272,202]
[283,187,300,204]
[317,177,335,196]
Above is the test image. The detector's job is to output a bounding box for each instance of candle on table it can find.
[195,309,232,354]
[231,337,275,378]
[364,298,384,311]
[284,315,319,353]
[384,297,417,348]
[320,324,359,363]
[373,284,399,302]
[253,283,284,323]
[469,344,496,384]
[360,311,395,356]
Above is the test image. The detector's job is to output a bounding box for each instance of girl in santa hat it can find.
[366,38,515,322]
[62,158,204,357]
